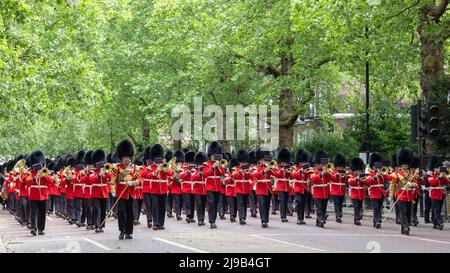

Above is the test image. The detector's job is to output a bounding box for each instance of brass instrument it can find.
[104,163,114,173]
[160,162,170,171]
[39,167,50,177]
[326,163,334,172]
[13,159,27,173]
[219,159,228,168]
[268,159,277,169]
[380,166,389,175]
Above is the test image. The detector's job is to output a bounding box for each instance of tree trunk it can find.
[279,124,294,149]
[173,140,181,151]
[418,3,447,156]
[277,87,298,150]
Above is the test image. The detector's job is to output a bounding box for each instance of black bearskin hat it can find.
[256,147,270,161]
[47,161,55,171]
[116,139,134,159]
[277,149,291,163]
[66,156,76,167]
[174,150,185,163]
[30,150,46,165]
[332,153,346,168]
[237,149,249,163]
[165,150,174,162]
[390,154,398,168]
[150,144,164,160]
[84,150,94,165]
[350,157,365,171]
[185,151,195,164]
[143,146,152,161]
[229,158,239,169]
[207,141,222,157]
[296,149,309,164]
[249,150,257,165]
[396,148,413,167]
[313,149,328,164]
[75,150,86,165]
[182,148,190,154]
[92,149,106,164]
[428,155,441,170]
[133,158,144,166]
[410,156,420,169]
[194,152,208,165]
[369,152,383,168]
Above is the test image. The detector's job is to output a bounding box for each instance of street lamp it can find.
[359,0,381,164]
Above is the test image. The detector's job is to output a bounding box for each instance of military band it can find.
[1,142,449,239]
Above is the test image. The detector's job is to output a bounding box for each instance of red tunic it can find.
[111,163,138,200]
[428,173,449,200]
[230,166,252,195]
[251,165,273,196]
[329,169,347,197]
[191,171,206,195]
[348,174,366,200]
[224,176,235,197]
[365,171,387,199]
[203,161,225,192]
[391,170,415,202]
[310,169,332,199]
[25,171,53,201]
[271,166,290,193]
[90,169,111,199]
[179,168,196,194]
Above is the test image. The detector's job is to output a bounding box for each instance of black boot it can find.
[125,234,133,239]
[297,219,306,225]
[239,219,246,225]
[31,229,37,236]
[119,232,125,240]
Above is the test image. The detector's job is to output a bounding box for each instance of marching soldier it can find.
[81,150,94,230]
[169,150,185,221]
[248,150,258,218]
[192,152,208,226]
[389,148,415,235]
[410,156,423,226]
[65,156,76,225]
[348,157,366,226]
[203,141,226,229]
[271,149,291,223]
[252,148,273,228]
[73,150,86,227]
[329,153,347,223]
[132,157,144,225]
[224,158,238,222]
[427,156,449,230]
[389,153,401,223]
[218,152,230,220]
[24,150,54,236]
[146,144,172,230]
[110,139,139,239]
[90,149,110,233]
[179,151,197,223]
[140,146,154,228]
[365,152,387,229]
[309,150,331,228]
[165,150,175,218]
[291,149,311,225]
[232,150,252,225]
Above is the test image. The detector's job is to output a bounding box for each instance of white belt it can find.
[149,180,167,183]
[276,179,289,182]
[206,176,221,179]
[351,187,364,190]
[430,187,444,190]
[30,185,48,189]
[330,182,346,186]
[234,180,251,183]
[74,184,85,187]
[369,184,384,189]
[92,184,106,187]
[256,179,271,183]
[312,184,328,187]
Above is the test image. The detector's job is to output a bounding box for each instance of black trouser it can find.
[398,201,412,231]
[81,199,93,226]
[134,198,143,221]
[67,199,74,220]
[249,190,257,214]
[412,197,419,223]
[207,191,220,223]
[183,193,195,219]
[60,193,67,216]
[218,194,227,216]
[166,193,173,214]
[143,193,152,224]
[371,198,384,224]
[151,194,167,227]
[226,196,238,219]
[172,194,182,217]
[47,195,55,213]
[271,193,279,212]
[394,198,400,222]
[20,196,30,224]
[314,198,328,224]
[332,195,344,219]
[295,193,306,220]
[195,194,207,222]
[30,200,46,231]
[278,191,289,219]
[236,193,249,220]
[305,192,313,215]
[92,198,107,228]
[7,193,15,212]
[74,198,82,222]
[352,199,364,222]
[257,193,271,224]
[424,192,433,222]
[54,195,61,214]
[118,198,134,234]
[432,199,444,226]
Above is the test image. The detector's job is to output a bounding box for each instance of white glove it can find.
[111,192,116,197]
[421,185,425,191]
[127,181,134,187]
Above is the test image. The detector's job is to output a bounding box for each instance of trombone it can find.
[39,167,50,177]
[267,159,277,169]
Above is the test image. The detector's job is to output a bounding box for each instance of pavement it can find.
[0,207,449,253]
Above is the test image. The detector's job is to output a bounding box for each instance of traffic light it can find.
[427,103,440,138]
[411,102,428,140]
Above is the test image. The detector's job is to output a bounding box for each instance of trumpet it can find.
[13,159,27,173]
[160,162,170,171]
[326,163,334,171]
[104,163,114,173]
[380,166,390,175]
[219,159,228,168]
[39,167,50,177]
[267,159,277,169]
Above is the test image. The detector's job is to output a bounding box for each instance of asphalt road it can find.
[1,208,449,253]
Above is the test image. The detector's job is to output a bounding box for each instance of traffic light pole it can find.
[417,99,424,217]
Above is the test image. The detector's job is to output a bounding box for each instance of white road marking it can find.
[249,234,326,252]
[83,238,112,251]
[400,235,450,245]
[153,237,209,253]
[251,233,401,237]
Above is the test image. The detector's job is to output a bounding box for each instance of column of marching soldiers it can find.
[0,139,449,240]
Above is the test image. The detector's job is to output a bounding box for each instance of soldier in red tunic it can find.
[90,149,111,233]
[24,150,54,236]
[224,158,238,223]
[271,149,291,223]
[169,150,185,221]
[348,157,366,226]
[110,139,139,239]
[310,150,332,228]
[192,152,208,226]
[329,153,347,223]
[427,156,449,230]
[72,150,86,227]
[290,149,310,225]
[251,148,273,228]
[140,145,154,228]
[179,151,197,223]
[81,150,94,230]
[365,152,388,229]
